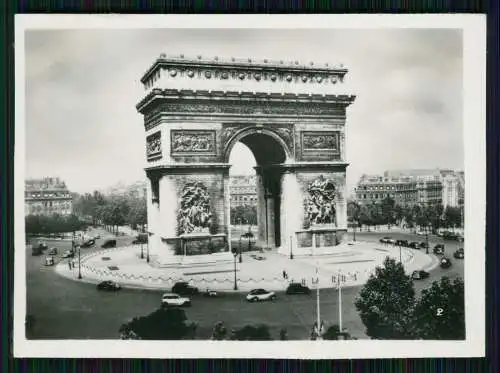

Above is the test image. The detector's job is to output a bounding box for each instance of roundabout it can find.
[55,240,438,292]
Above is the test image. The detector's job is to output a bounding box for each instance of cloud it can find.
[23,28,463,194]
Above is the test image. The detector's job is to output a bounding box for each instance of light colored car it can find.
[161,293,191,307]
[44,257,54,266]
[246,289,276,302]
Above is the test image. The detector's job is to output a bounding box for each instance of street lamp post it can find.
[353,222,357,242]
[334,271,345,333]
[425,226,430,255]
[289,234,294,260]
[232,249,238,290]
[238,237,243,263]
[140,242,144,259]
[312,263,321,340]
[77,244,82,279]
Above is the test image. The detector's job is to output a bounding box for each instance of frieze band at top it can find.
[140,54,349,89]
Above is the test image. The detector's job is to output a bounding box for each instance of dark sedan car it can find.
[286,283,311,295]
[101,239,117,248]
[172,281,199,296]
[440,257,452,269]
[411,270,430,280]
[408,241,419,249]
[453,248,464,259]
[433,244,445,255]
[97,280,121,291]
[395,240,409,247]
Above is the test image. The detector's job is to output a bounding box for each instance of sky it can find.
[23,28,463,194]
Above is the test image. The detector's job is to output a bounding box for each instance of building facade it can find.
[25,177,73,216]
[229,175,257,207]
[355,174,418,207]
[355,169,464,208]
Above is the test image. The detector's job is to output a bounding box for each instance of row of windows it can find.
[231,196,257,202]
[25,193,71,198]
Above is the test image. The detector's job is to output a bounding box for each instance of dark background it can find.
[2,1,497,372]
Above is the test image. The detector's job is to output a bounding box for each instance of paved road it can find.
[26,229,464,340]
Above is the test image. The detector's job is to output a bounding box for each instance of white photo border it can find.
[13,14,486,359]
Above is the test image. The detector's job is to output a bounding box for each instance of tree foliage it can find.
[354,257,416,339]
[25,213,86,235]
[355,258,465,340]
[348,198,462,231]
[119,307,197,340]
[231,324,272,340]
[411,277,465,340]
[230,205,257,225]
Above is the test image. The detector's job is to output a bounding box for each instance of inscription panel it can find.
[171,130,217,155]
[146,131,162,161]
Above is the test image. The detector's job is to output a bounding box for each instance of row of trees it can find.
[355,257,465,340]
[119,308,349,341]
[72,191,147,234]
[230,205,257,225]
[25,214,86,236]
[347,197,463,232]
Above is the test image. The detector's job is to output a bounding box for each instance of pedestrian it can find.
[282,270,286,279]
[68,262,72,270]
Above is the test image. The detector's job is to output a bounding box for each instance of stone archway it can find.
[136,54,355,266]
[225,129,289,249]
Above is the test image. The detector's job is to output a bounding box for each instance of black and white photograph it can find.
[14,15,486,359]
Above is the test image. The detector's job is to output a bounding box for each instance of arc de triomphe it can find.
[136,54,355,266]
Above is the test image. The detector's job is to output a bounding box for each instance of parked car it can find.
[203,289,218,297]
[48,247,58,255]
[433,244,445,255]
[440,257,452,269]
[101,239,117,248]
[418,242,429,249]
[453,248,464,259]
[62,250,74,258]
[44,256,55,266]
[411,270,430,280]
[81,239,95,248]
[395,240,409,247]
[416,230,427,236]
[172,281,199,295]
[379,237,394,244]
[97,280,121,291]
[286,283,311,295]
[408,241,419,249]
[132,234,148,245]
[161,293,191,307]
[442,231,460,241]
[246,289,277,302]
[31,246,43,256]
[93,234,101,240]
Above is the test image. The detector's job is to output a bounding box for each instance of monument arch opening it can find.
[136,54,355,266]
[227,130,289,250]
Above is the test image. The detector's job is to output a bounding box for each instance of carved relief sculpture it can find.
[304,176,337,227]
[171,130,216,154]
[146,131,162,160]
[178,182,213,235]
[302,131,340,151]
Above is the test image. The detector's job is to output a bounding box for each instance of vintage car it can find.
[246,289,277,302]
